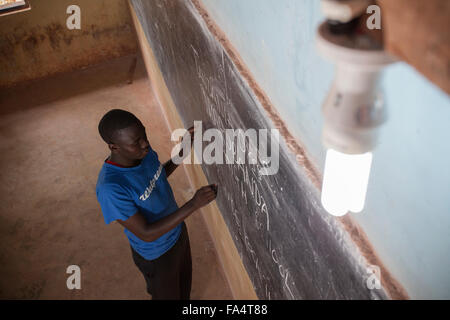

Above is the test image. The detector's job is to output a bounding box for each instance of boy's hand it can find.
[190,184,218,209]
[187,125,195,144]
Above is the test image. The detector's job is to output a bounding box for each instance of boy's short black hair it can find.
[98,109,142,144]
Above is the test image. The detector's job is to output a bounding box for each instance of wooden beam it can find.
[377,0,450,94]
[0,0,30,17]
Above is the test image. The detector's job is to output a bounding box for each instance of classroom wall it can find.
[0,0,138,87]
[200,0,450,299]
[129,0,403,299]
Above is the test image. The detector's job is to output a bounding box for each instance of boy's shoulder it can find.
[96,164,129,194]
[95,149,159,193]
[96,163,116,181]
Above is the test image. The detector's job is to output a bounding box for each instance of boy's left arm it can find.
[163,158,179,178]
[163,126,194,178]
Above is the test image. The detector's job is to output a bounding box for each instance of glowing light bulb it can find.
[321,149,373,216]
[315,17,395,217]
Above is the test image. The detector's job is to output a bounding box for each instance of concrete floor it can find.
[0,54,233,299]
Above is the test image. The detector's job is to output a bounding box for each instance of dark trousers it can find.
[130,222,192,300]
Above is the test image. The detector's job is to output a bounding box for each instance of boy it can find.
[95,109,217,299]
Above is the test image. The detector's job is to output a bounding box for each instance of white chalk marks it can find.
[188,43,296,299]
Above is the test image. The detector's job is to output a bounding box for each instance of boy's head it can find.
[98,109,150,160]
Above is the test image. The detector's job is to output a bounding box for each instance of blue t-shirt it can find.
[95,147,181,260]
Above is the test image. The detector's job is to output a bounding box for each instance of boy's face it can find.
[109,122,150,160]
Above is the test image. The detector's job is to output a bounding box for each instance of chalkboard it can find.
[131,0,387,300]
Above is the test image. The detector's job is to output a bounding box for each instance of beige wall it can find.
[0,0,138,87]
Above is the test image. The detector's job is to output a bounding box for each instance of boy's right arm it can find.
[116,184,217,242]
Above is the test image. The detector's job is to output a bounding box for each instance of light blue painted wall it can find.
[202,0,450,299]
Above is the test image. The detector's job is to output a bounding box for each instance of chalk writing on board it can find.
[191,44,297,299]
[132,0,387,300]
